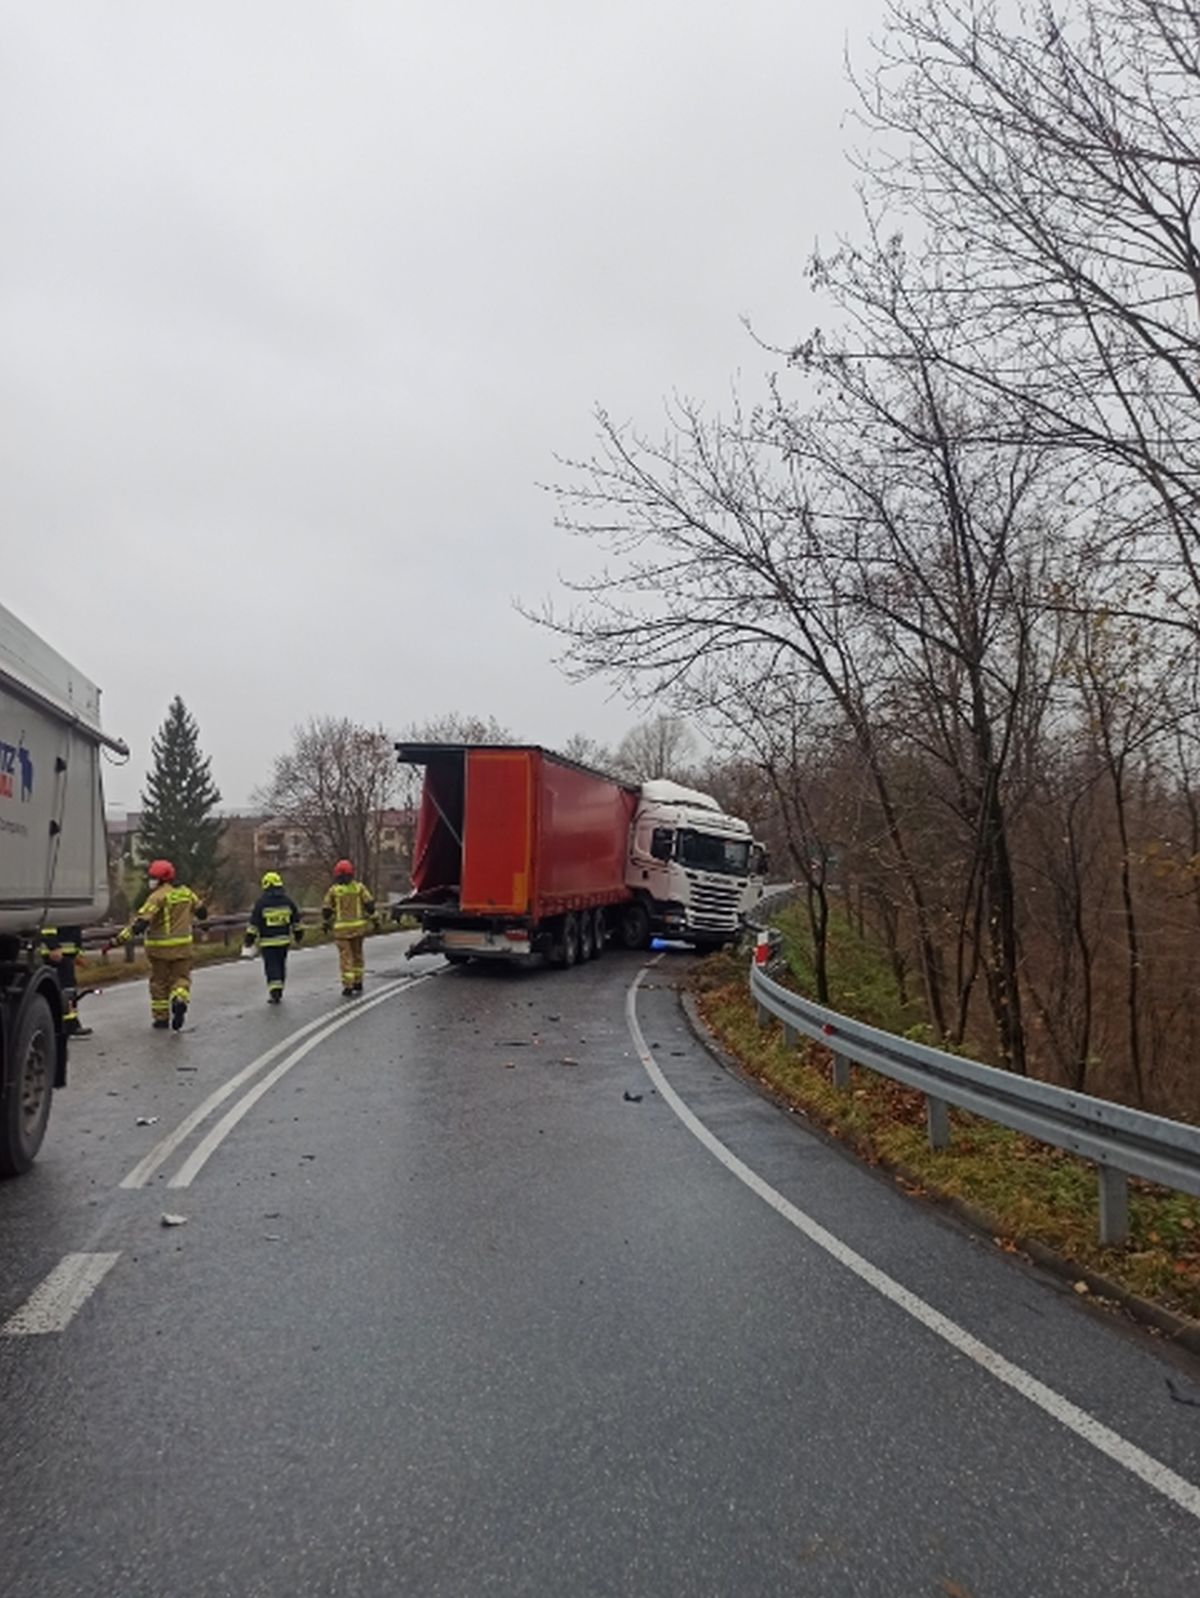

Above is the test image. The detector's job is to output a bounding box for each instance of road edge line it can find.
[626,965,1200,1526]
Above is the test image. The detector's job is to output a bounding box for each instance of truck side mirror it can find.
[650,827,674,862]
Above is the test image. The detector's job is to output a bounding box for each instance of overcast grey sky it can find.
[2,1,884,810]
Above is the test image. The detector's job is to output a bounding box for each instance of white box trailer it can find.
[0,601,126,1173]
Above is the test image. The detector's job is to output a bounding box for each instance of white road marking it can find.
[627,966,1200,1525]
[168,976,431,1188]
[2,1252,121,1336]
[120,978,417,1189]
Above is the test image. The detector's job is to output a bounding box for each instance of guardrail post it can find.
[124,940,135,965]
[831,1053,850,1090]
[926,1095,950,1151]
[755,1000,769,1026]
[1097,1166,1129,1247]
[782,1022,798,1049]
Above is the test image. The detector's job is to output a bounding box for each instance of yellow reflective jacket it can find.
[136,884,205,950]
[323,880,375,935]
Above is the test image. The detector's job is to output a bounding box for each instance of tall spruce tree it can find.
[139,697,224,890]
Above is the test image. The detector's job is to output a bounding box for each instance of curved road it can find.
[2,933,1199,1595]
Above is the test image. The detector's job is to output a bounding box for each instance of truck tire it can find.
[590,908,606,959]
[578,911,595,962]
[546,917,569,969]
[562,913,580,966]
[444,953,470,966]
[0,993,56,1178]
[619,902,651,950]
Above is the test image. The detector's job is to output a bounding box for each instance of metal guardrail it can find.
[749,955,1200,1245]
[76,908,401,963]
[79,912,278,961]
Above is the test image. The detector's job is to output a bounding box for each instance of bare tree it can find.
[402,713,516,746]
[257,717,397,891]
[560,732,615,769]
[538,395,956,1039]
[858,0,1200,618]
[613,716,697,782]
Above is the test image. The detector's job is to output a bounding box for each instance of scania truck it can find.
[397,743,763,964]
[0,602,126,1174]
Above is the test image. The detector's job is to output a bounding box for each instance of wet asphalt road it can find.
[2,933,1200,1596]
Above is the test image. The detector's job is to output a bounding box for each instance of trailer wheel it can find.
[619,902,651,951]
[0,994,56,1178]
[578,912,595,962]
[590,908,606,959]
[562,913,580,966]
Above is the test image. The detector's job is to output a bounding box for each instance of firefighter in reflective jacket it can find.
[244,871,303,1003]
[117,860,207,1030]
[39,925,92,1038]
[322,860,375,996]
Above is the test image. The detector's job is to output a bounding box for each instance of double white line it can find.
[122,974,431,1190]
[4,976,430,1337]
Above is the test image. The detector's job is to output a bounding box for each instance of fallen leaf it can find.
[1073,1280,1090,1295]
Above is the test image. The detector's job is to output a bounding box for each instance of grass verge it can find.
[693,908,1200,1327]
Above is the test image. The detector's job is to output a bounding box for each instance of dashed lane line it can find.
[627,964,1200,1526]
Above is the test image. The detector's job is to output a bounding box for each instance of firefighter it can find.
[322,859,375,996]
[117,860,207,1030]
[244,871,303,1003]
[39,925,92,1038]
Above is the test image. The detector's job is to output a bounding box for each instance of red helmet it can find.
[334,859,354,878]
[148,859,175,882]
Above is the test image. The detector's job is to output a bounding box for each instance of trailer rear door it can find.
[461,749,534,915]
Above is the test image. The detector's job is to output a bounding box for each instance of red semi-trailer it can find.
[397,744,638,965]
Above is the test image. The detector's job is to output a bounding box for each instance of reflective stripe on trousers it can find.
[335,936,364,984]
[149,953,192,1013]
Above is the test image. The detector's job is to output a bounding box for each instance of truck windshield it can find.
[677,829,751,875]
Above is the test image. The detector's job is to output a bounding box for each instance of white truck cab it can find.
[627,779,764,947]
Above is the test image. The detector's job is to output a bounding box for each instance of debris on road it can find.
[1166,1377,1200,1409]
[160,1213,188,1228]
[135,1115,159,1127]
[623,1090,644,1103]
